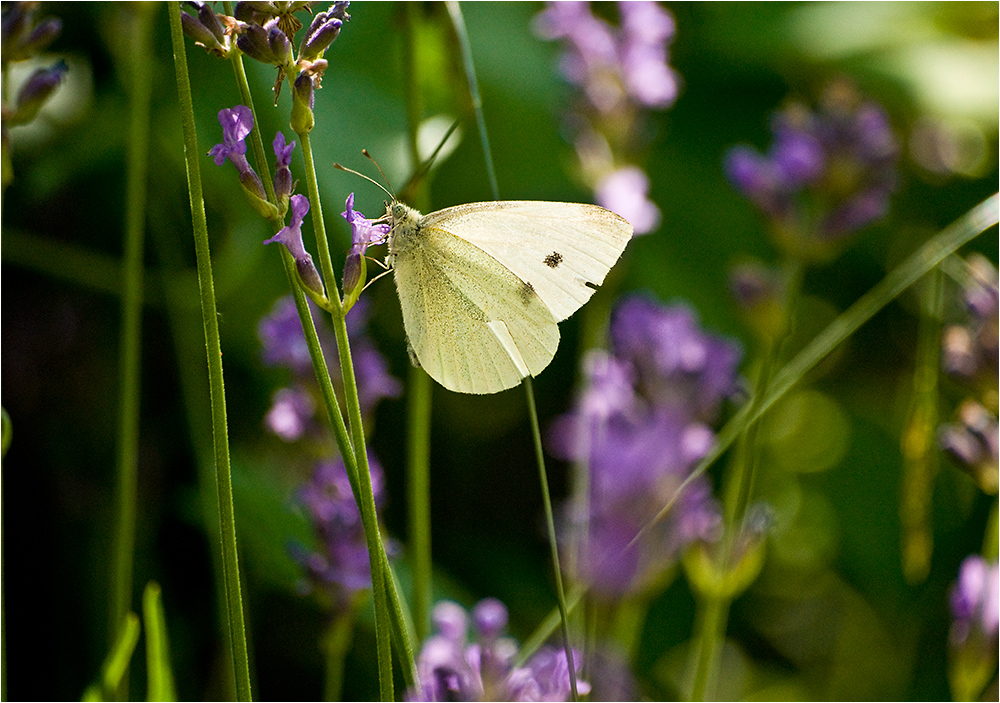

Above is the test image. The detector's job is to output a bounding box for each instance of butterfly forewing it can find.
[393,224,560,394]
[421,201,632,321]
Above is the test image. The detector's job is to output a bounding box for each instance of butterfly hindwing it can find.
[421,201,632,321]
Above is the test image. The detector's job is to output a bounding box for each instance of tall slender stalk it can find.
[110,8,154,683]
[402,0,434,645]
[167,6,252,699]
[446,2,579,696]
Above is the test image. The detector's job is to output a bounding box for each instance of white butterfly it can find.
[386,200,632,394]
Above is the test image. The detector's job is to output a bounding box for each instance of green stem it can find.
[323,614,355,702]
[402,0,434,645]
[407,365,433,643]
[688,595,727,702]
[634,194,999,548]
[524,377,579,701]
[445,0,499,201]
[168,6,253,699]
[110,9,154,687]
[446,4,576,693]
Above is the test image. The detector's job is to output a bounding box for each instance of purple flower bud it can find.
[181,11,220,50]
[10,60,67,126]
[433,601,469,643]
[300,9,343,61]
[264,194,326,298]
[2,4,61,63]
[472,598,508,641]
[237,19,291,66]
[196,2,226,43]
[272,131,296,204]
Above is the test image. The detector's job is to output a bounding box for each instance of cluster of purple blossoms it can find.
[938,254,999,495]
[2,2,66,157]
[408,599,588,702]
[258,295,400,442]
[725,80,900,260]
[548,295,742,598]
[534,1,678,235]
[291,453,387,606]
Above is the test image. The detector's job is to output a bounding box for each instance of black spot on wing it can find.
[543,251,564,268]
[584,281,599,290]
[520,280,536,306]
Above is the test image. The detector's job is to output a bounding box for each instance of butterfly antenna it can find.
[333,162,394,200]
[362,149,396,199]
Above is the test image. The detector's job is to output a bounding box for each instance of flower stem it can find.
[109,8,154,692]
[168,6,252,699]
[524,377,580,701]
[402,1,434,644]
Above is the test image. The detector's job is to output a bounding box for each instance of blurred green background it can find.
[2,2,997,700]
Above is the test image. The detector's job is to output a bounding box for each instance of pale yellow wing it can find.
[392,225,560,394]
[421,201,632,321]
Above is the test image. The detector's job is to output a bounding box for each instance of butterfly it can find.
[385,199,632,394]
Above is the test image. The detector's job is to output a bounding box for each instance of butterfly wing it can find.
[421,201,632,322]
[393,224,560,394]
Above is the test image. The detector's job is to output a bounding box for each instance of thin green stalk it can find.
[525,377,580,702]
[900,267,944,583]
[688,595,727,702]
[402,0,434,645]
[322,614,354,702]
[407,366,433,643]
[446,3,577,694]
[445,1,498,201]
[110,9,154,682]
[167,6,252,699]
[293,122,396,700]
[634,193,1000,548]
[143,581,178,702]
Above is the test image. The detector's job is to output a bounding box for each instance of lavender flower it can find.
[408,599,589,702]
[938,255,999,494]
[257,295,400,436]
[950,556,999,648]
[549,294,740,597]
[263,194,325,299]
[534,1,677,236]
[208,105,270,210]
[1,2,62,65]
[292,454,386,607]
[948,555,999,700]
[725,81,900,260]
[341,193,390,305]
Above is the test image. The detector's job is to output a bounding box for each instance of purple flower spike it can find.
[409,598,589,701]
[292,455,387,607]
